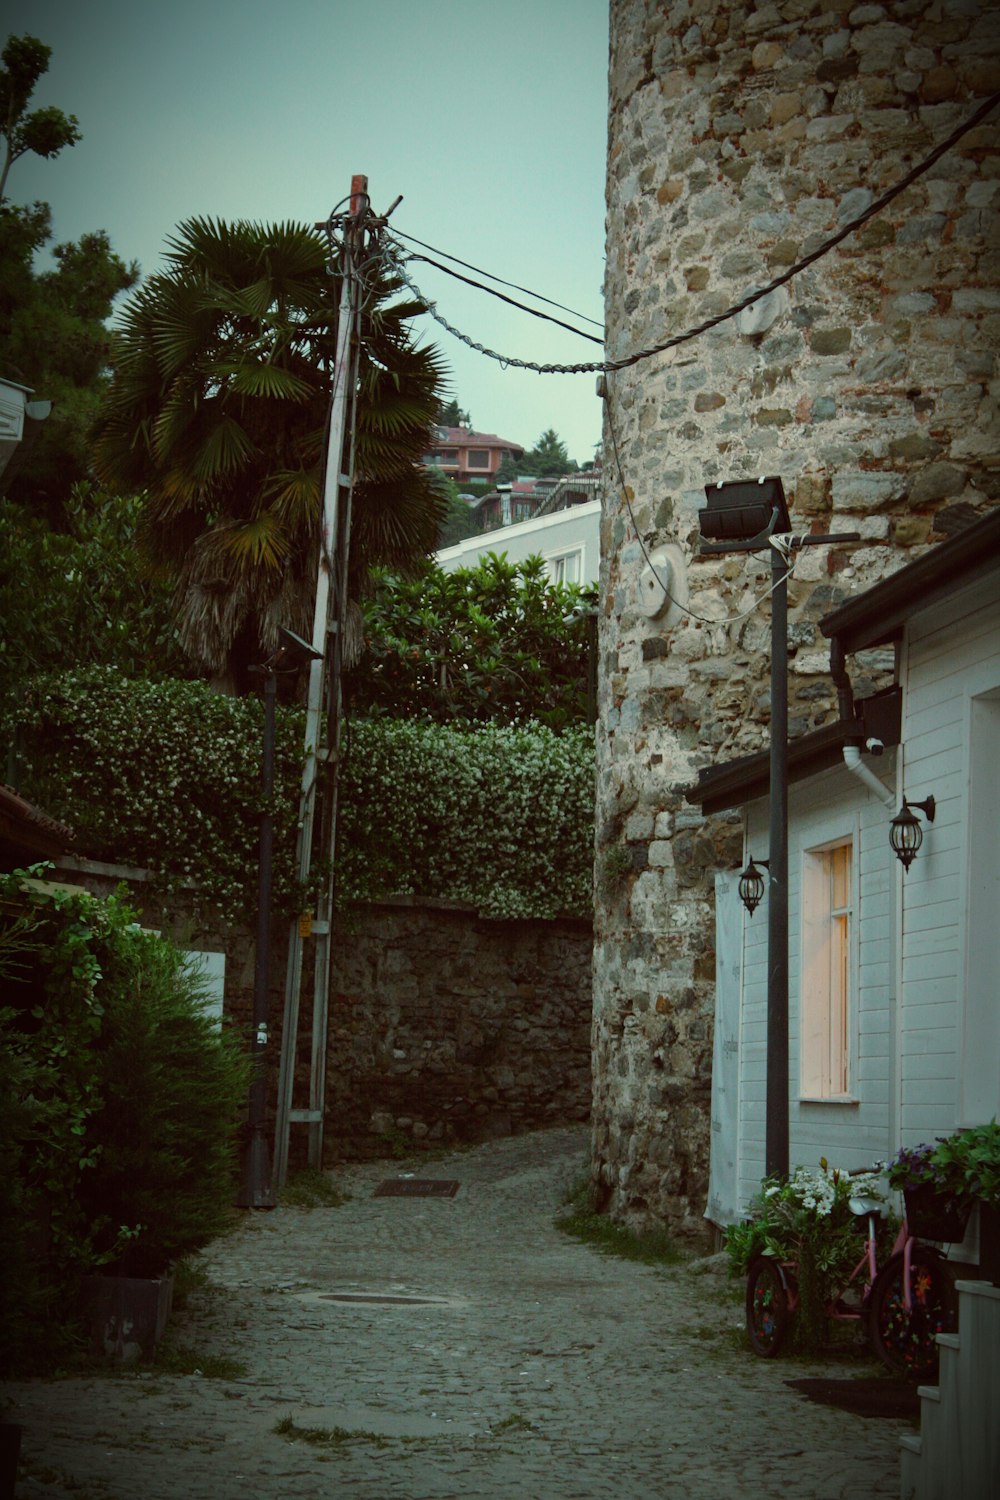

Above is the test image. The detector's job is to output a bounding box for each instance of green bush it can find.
[0,872,250,1374]
[347,554,596,730]
[338,718,595,918]
[13,670,596,922]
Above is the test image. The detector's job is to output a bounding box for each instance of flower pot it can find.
[903,1183,970,1243]
[978,1201,1000,1286]
[79,1273,174,1365]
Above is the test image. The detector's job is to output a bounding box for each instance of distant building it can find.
[437,472,601,587]
[423,423,524,486]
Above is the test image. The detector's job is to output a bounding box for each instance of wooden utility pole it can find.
[272,175,369,1187]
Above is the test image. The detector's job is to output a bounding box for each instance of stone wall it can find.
[596,0,999,1241]
[53,860,593,1161]
[324,899,593,1158]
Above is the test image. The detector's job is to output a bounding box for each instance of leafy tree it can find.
[436,396,470,427]
[435,470,480,548]
[495,451,520,484]
[0,484,189,732]
[0,34,138,511]
[346,553,595,730]
[519,427,577,478]
[0,34,81,202]
[93,217,449,690]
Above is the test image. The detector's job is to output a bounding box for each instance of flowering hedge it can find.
[338,718,595,919]
[12,669,595,923]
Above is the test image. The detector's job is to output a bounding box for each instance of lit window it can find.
[800,839,853,1098]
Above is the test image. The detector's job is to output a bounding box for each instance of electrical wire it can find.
[388,227,605,328]
[389,89,1000,378]
[386,238,604,345]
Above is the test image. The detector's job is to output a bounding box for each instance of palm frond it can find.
[217,361,315,403]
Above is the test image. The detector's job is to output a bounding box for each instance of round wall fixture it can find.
[637,545,689,629]
[736,285,790,337]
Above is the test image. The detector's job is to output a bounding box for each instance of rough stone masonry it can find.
[593,0,999,1239]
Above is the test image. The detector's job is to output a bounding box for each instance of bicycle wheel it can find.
[746,1255,792,1357]
[867,1248,955,1379]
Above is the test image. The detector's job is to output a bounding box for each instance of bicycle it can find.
[745,1183,956,1378]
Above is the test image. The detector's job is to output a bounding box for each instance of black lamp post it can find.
[698,478,859,1180]
[237,627,323,1210]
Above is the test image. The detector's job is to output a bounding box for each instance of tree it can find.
[0,34,81,202]
[436,397,470,427]
[0,34,138,511]
[0,483,189,724]
[495,451,520,484]
[434,470,480,548]
[519,428,577,478]
[346,553,596,730]
[93,216,449,690]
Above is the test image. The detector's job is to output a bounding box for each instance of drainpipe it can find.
[842,744,895,807]
[829,637,856,723]
[830,637,895,805]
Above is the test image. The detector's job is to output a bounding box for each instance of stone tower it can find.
[594,0,999,1240]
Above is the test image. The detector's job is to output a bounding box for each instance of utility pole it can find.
[272,175,370,1188]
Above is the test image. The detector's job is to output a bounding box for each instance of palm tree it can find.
[93,216,448,690]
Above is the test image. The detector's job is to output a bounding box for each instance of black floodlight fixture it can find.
[738,856,770,917]
[889,795,936,872]
[699,476,790,543]
[273,625,323,670]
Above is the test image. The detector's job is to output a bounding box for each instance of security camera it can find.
[866,738,885,756]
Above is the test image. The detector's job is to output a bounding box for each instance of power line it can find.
[392,89,1000,378]
[389,228,605,328]
[386,239,604,345]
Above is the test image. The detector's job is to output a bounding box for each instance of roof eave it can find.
[820,507,1000,653]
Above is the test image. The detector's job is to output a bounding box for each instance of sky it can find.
[5,0,610,467]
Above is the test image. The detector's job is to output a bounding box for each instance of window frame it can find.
[798,832,857,1103]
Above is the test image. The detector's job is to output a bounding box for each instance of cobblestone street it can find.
[7,1127,907,1499]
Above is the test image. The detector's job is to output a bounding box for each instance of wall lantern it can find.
[889,795,935,873]
[738,857,770,917]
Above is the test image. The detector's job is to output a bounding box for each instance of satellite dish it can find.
[638,544,689,628]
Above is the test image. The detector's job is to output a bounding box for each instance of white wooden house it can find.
[691,510,1000,1226]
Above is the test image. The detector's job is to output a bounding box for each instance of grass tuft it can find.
[274,1416,389,1449]
[278,1168,349,1209]
[555,1179,687,1267]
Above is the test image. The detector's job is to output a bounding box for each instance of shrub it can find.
[0,872,250,1374]
[347,555,596,731]
[13,670,596,922]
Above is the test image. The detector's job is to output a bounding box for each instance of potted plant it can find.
[885,1142,972,1243]
[726,1161,891,1353]
[928,1121,1000,1284]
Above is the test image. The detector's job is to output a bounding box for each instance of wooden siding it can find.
[900,582,1000,1139]
[727,574,999,1215]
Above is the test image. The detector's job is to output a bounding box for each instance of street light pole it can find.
[237,628,323,1211]
[766,540,790,1180]
[238,658,278,1209]
[697,478,858,1181]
